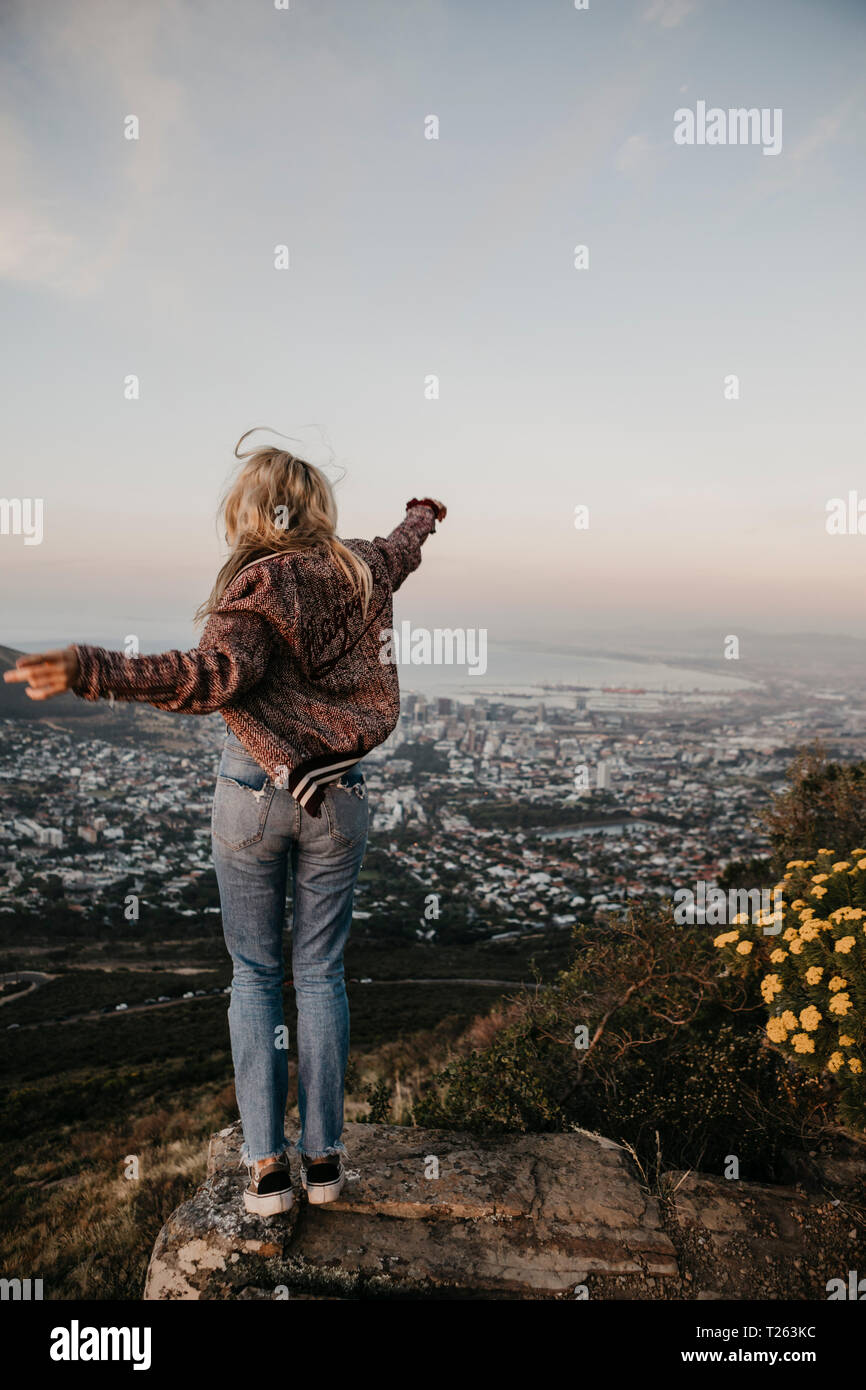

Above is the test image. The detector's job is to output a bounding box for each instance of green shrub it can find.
[762,748,866,875]
[415,907,822,1176]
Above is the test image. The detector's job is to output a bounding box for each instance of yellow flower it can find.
[857,858,866,871]
[789,937,804,954]
[770,949,788,964]
[850,1058,863,1075]
[835,936,856,954]
[713,930,739,948]
[805,966,823,985]
[832,862,850,872]
[811,873,829,883]
[827,1052,844,1073]
[760,974,783,1002]
[781,1011,798,1030]
[828,976,848,992]
[829,994,852,1017]
[790,900,806,910]
[730,913,750,926]
[735,940,753,955]
[810,886,828,899]
[799,923,819,942]
[799,1005,822,1032]
[791,1032,815,1054]
[783,927,798,942]
[839,1034,855,1048]
[766,1017,788,1043]
[816,849,833,857]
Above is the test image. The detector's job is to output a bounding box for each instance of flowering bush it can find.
[713,849,866,1129]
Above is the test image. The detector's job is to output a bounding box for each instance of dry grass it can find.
[1,1008,506,1299]
[2,1083,235,1300]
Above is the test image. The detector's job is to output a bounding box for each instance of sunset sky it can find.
[2,0,865,654]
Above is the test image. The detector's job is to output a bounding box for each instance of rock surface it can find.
[661,1170,863,1300]
[144,1121,864,1300]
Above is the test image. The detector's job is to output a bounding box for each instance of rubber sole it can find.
[243,1185,295,1217]
[301,1167,346,1205]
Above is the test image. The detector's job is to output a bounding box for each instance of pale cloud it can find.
[0,124,80,291]
[0,0,188,296]
[643,0,698,28]
[615,131,671,182]
[790,109,847,163]
[734,93,862,208]
[615,132,654,176]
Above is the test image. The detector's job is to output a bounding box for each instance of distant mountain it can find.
[0,644,218,757]
[0,645,106,722]
[556,630,866,686]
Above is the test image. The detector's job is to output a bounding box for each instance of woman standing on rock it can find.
[4,430,446,1216]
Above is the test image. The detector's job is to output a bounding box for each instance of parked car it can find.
[157,995,170,1003]
[6,1022,20,1029]
[115,1003,128,1011]
[182,991,194,999]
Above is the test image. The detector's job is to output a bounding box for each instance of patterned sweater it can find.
[71,502,441,816]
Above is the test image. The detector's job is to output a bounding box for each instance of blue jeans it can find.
[212,728,369,1163]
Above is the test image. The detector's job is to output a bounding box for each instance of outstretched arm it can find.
[3,609,275,713]
[374,498,447,593]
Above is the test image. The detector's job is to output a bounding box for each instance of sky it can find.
[1,0,865,656]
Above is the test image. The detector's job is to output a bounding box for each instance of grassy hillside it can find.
[0,931,571,1299]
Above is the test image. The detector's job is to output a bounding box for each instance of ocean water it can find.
[540,818,658,839]
[397,643,757,701]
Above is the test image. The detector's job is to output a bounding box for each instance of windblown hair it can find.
[194,429,372,624]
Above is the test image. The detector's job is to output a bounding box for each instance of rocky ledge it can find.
[144,1121,865,1300]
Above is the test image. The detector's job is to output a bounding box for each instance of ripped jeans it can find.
[212,728,369,1164]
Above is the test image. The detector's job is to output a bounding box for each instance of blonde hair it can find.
[194,429,372,624]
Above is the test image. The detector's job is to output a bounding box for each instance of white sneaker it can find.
[243,1152,294,1216]
[301,1156,346,1205]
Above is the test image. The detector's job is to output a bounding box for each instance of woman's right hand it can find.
[408,497,447,522]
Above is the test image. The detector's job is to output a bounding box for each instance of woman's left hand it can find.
[3,646,80,700]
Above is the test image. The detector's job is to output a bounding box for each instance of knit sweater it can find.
[71,502,440,816]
